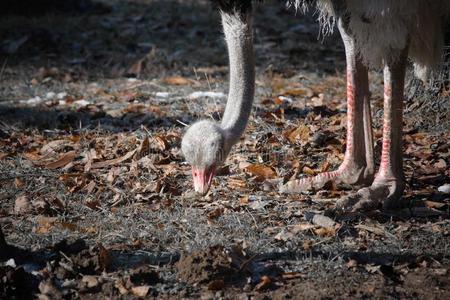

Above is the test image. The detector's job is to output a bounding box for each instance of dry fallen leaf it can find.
[207,208,224,220]
[45,151,76,169]
[424,201,446,209]
[34,217,58,234]
[91,149,137,169]
[281,272,303,280]
[314,227,336,237]
[284,125,311,144]
[115,280,128,295]
[23,150,43,161]
[14,177,25,188]
[303,240,314,250]
[98,244,112,271]
[0,152,10,160]
[255,275,271,291]
[291,223,315,233]
[163,75,192,85]
[245,164,277,179]
[302,166,316,176]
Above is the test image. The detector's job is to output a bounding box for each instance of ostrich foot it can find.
[336,178,405,212]
[280,164,373,194]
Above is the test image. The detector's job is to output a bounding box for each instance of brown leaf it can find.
[207,279,225,291]
[45,151,76,169]
[98,244,112,271]
[314,227,336,237]
[136,136,150,158]
[126,59,145,77]
[207,208,224,220]
[302,166,316,176]
[114,280,128,295]
[154,135,169,151]
[23,150,43,161]
[284,125,311,144]
[255,275,271,291]
[282,88,311,97]
[291,223,315,233]
[239,196,249,206]
[14,178,25,188]
[281,272,303,280]
[34,217,57,234]
[424,201,446,209]
[59,222,78,231]
[0,152,10,160]
[303,240,314,250]
[245,164,277,179]
[91,149,137,169]
[163,75,192,85]
[228,178,247,189]
[85,198,101,210]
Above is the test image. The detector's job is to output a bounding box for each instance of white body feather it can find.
[289,0,450,79]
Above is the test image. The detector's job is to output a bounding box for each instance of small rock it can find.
[305,212,336,228]
[73,99,90,107]
[45,92,56,99]
[24,96,43,105]
[56,92,67,99]
[438,184,450,194]
[155,92,170,98]
[188,91,226,100]
[5,258,16,268]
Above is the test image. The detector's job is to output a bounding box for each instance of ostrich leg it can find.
[281,18,374,193]
[337,46,408,211]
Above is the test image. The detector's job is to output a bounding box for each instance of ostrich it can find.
[181,0,449,210]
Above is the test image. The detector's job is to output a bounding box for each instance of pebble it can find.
[188,91,226,100]
[57,92,68,99]
[45,92,56,99]
[155,92,170,98]
[23,96,43,105]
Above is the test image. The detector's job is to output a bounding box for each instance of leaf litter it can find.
[0,0,449,299]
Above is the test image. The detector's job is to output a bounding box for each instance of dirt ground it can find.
[0,0,449,299]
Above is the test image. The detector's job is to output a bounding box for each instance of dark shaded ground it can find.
[0,0,449,299]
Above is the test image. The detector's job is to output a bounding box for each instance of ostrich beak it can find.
[192,165,216,195]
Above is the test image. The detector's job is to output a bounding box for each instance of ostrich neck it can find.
[220,12,255,151]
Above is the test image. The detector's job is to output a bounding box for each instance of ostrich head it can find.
[181,120,228,195]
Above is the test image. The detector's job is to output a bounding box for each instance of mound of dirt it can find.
[176,245,250,286]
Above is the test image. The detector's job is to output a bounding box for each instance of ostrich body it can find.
[182,0,449,210]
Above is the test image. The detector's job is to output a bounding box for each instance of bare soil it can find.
[1,1,449,299]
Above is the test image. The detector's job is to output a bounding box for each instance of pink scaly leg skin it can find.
[337,46,408,212]
[280,18,374,194]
